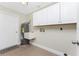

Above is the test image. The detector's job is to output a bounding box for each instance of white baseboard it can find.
[31,42,64,56]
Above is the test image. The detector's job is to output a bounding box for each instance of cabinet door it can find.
[37,7,48,25]
[33,7,48,26]
[33,12,40,26]
[61,2,77,24]
[47,3,59,25]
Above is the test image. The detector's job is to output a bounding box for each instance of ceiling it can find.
[0,2,57,15]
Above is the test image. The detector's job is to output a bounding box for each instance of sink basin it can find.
[24,32,35,40]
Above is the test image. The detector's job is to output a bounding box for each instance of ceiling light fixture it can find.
[21,0,28,5]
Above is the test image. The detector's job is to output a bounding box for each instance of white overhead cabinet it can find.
[33,3,59,26]
[60,3,77,24]
[33,3,77,26]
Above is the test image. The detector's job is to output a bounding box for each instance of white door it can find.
[0,12,20,50]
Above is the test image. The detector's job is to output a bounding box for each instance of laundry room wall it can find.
[25,14,76,56]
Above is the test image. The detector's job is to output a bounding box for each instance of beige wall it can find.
[33,24,76,55]
[25,15,76,56]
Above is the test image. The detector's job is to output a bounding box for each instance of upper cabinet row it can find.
[33,2,78,26]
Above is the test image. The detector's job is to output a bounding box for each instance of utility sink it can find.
[24,32,35,40]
